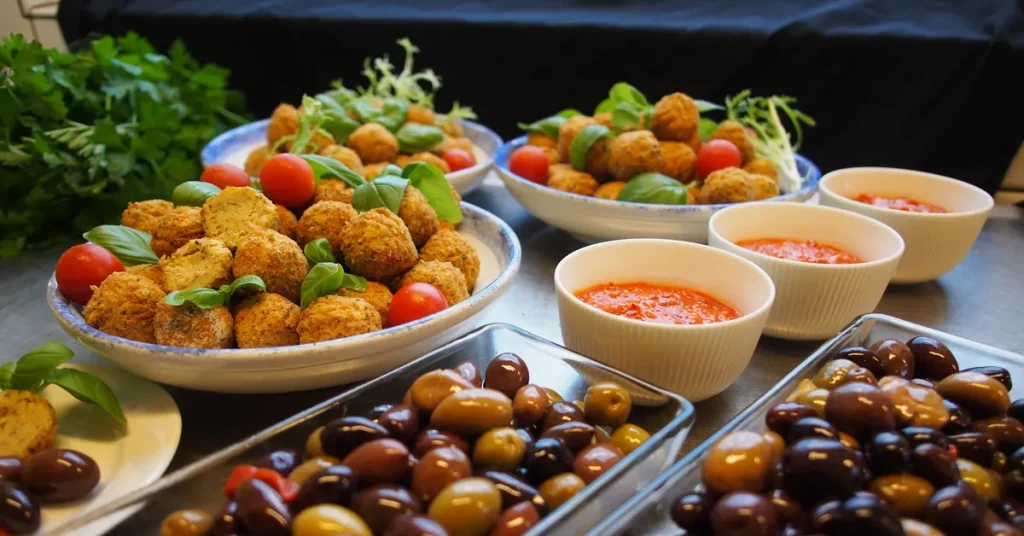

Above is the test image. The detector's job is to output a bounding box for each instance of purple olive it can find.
[21,449,100,502]
[0,481,39,534]
[292,464,358,513]
[234,479,290,536]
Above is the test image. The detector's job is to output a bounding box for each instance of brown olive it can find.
[911,443,961,488]
[293,504,372,536]
[765,402,819,438]
[866,431,912,476]
[515,428,535,451]
[254,448,302,477]
[609,423,651,455]
[489,502,540,536]
[583,382,632,427]
[994,451,1008,472]
[869,474,934,517]
[21,448,101,502]
[292,464,358,513]
[572,400,585,412]
[825,382,897,441]
[786,416,840,443]
[485,353,530,398]
[0,481,39,534]
[786,379,819,405]
[427,477,502,536]
[453,360,484,388]
[985,520,1024,536]
[209,500,239,536]
[1009,399,1024,423]
[411,370,476,413]
[710,491,776,536]
[957,458,1001,502]
[412,428,471,458]
[235,478,291,536]
[901,519,945,536]
[479,470,547,514]
[949,433,999,467]
[523,437,574,485]
[702,431,775,494]
[539,401,586,433]
[878,376,950,429]
[913,378,937,389]
[0,457,23,482]
[540,422,595,452]
[352,484,423,535]
[384,514,449,536]
[768,489,804,529]
[538,472,585,510]
[801,388,830,418]
[964,366,1013,390]
[870,339,915,378]
[160,508,214,536]
[836,492,904,536]
[908,336,960,381]
[943,398,973,435]
[838,432,860,450]
[412,446,472,503]
[813,358,877,390]
[1004,469,1024,500]
[377,404,421,443]
[573,443,624,484]
[430,388,514,436]
[320,416,390,459]
[543,387,564,403]
[512,384,549,426]
[288,456,339,486]
[306,425,326,457]
[671,492,712,533]
[811,499,842,533]
[973,417,1024,454]
[474,427,527,471]
[782,438,868,504]
[341,438,411,485]
[836,346,888,378]
[938,371,1012,419]
[923,483,985,534]
[368,403,396,420]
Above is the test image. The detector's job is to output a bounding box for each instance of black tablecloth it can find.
[59,0,1024,193]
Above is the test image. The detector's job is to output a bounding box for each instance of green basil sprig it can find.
[380,164,404,178]
[617,173,689,205]
[171,181,222,206]
[165,275,266,309]
[303,238,336,265]
[352,176,410,215]
[83,225,159,266]
[396,123,445,153]
[517,109,581,139]
[300,155,367,188]
[322,110,361,145]
[1,340,125,425]
[569,125,612,171]
[347,98,408,132]
[594,82,654,131]
[698,118,719,141]
[695,99,725,113]
[403,163,462,223]
[300,262,367,308]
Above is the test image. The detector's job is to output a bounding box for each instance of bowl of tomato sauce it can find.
[818,167,993,284]
[554,239,775,401]
[708,202,904,340]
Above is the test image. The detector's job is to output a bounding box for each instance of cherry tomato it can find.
[443,148,476,172]
[259,154,316,207]
[201,162,251,189]
[508,145,550,184]
[694,139,742,179]
[55,244,125,305]
[388,282,449,326]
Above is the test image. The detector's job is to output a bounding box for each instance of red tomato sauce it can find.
[851,193,947,213]
[574,282,740,325]
[736,238,863,265]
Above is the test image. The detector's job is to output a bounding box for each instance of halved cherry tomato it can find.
[259,154,316,207]
[389,282,449,326]
[55,244,125,305]
[443,148,476,172]
[201,163,252,189]
[508,146,550,184]
[694,139,742,179]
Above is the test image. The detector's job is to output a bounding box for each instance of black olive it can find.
[0,481,39,534]
[911,443,961,488]
[671,492,712,533]
[922,483,985,535]
[834,492,903,536]
[783,438,868,504]
[522,437,573,484]
[786,417,840,444]
[866,432,912,476]
[901,427,948,449]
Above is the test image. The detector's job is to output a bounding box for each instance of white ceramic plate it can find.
[38,364,180,536]
[202,119,502,196]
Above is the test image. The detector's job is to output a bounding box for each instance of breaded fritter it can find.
[245,145,273,177]
[154,302,234,349]
[275,204,298,239]
[430,136,474,157]
[313,180,354,205]
[650,92,699,142]
[83,272,165,343]
[121,199,173,237]
[338,281,393,323]
[267,104,299,148]
[397,152,451,173]
[594,181,627,201]
[234,293,301,348]
[743,157,778,182]
[527,133,560,165]
[151,206,205,257]
[406,104,437,125]
[233,230,308,304]
[418,228,480,292]
[201,186,278,250]
[347,123,399,164]
[398,186,440,248]
[0,390,56,459]
[159,238,234,292]
[710,120,756,164]
[557,115,598,162]
[698,168,755,204]
[339,208,418,281]
[126,264,167,292]
[319,144,365,177]
[297,295,382,344]
[608,131,663,182]
[295,201,359,252]
[397,260,469,307]
[660,141,696,183]
[748,173,781,200]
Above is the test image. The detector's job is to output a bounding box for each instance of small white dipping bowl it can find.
[554,240,775,401]
[708,203,904,340]
[818,167,993,284]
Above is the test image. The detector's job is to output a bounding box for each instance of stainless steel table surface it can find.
[3,179,1023,471]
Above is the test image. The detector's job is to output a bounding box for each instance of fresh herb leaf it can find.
[303,238,336,265]
[352,176,409,215]
[321,110,360,144]
[609,82,649,108]
[0,361,15,387]
[376,99,409,132]
[611,102,643,131]
[617,173,689,205]
[300,262,347,308]
[594,98,616,115]
[82,225,159,266]
[300,155,366,187]
[224,275,266,295]
[695,99,725,113]
[44,368,126,425]
[318,85,357,107]
[7,340,74,391]
[569,124,611,171]
[171,181,221,206]
[396,123,445,153]
[517,109,581,139]
[403,162,462,224]
[342,274,368,292]
[289,95,327,154]
[698,118,719,141]
[380,164,403,177]
[348,99,380,123]
[165,287,225,308]
[724,91,816,192]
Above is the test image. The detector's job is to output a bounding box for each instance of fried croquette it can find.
[234,293,301,348]
[439,117,464,138]
[710,120,756,164]
[160,238,234,291]
[660,141,697,183]
[608,131,663,182]
[398,186,440,248]
[363,163,390,180]
[686,129,702,154]
[151,206,204,257]
[547,167,599,196]
[0,390,57,459]
[121,199,173,237]
[594,181,627,200]
[245,145,273,177]
[348,123,399,164]
[698,168,755,204]
[267,104,299,148]
[83,272,164,343]
[398,260,469,307]
[397,152,451,173]
[297,295,382,344]
[743,157,778,182]
[418,228,480,291]
[650,92,699,142]
[527,133,561,165]
[319,144,365,176]
[407,104,437,125]
[557,115,598,162]
[126,264,166,292]
[686,182,701,205]
[431,136,474,157]
[314,180,355,205]
[275,205,298,239]
[748,173,780,200]
[201,187,278,250]
[338,282,393,322]
[295,201,358,252]
[339,208,419,281]
[233,230,308,303]
[154,302,234,349]
[594,113,614,128]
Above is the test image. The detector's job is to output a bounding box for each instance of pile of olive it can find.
[0,449,102,534]
[158,353,652,536]
[670,335,1024,536]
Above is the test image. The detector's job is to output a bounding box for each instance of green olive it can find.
[543,387,564,403]
[292,504,372,536]
[474,427,527,472]
[159,509,213,536]
[956,458,1001,502]
[761,430,785,461]
[410,369,475,413]
[701,430,774,494]
[812,358,877,390]
[538,472,586,510]
[305,426,325,457]
[869,474,934,517]
[288,456,339,486]
[427,477,502,536]
[609,424,651,455]
[583,382,632,427]
[430,388,514,436]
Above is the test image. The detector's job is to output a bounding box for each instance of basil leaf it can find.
[609,82,649,108]
[8,340,74,391]
[303,238,336,265]
[348,99,379,123]
[319,86,357,106]
[611,102,643,130]
[698,118,719,141]
[517,109,582,139]
[171,180,222,206]
[404,163,463,224]
[322,110,360,144]
[342,274,368,292]
[695,99,725,113]
[0,361,15,388]
[44,368,126,425]
[300,155,366,188]
[396,123,445,153]
[315,93,347,114]
[618,173,688,205]
[352,176,409,215]
[569,124,612,171]
[83,225,159,266]
[380,164,404,177]
[225,274,266,296]
[594,98,616,115]
[300,262,346,308]
[375,99,408,132]
[165,288,225,309]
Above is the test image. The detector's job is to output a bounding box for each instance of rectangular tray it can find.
[55,323,694,536]
[589,313,1024,535]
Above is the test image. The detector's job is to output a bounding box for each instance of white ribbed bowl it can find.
[818,167,993,284]
[554,240,775,401]
[708,203,904,341]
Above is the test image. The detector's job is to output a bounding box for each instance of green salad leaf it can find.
[396,123,444,153]
[723,90,816,192]
[403,162,462,224]
[300,155,366,188]
[165,275,266,309]
[351,175,409,215]
[171,181,221,206]
[303,238,336,265]
[300,262,367,308]
[618,173,689,205]
[517,109,581,139]
[569,125,612,171]
[82,225,158,266]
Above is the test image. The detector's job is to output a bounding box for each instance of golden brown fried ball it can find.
[709,120,755,164]
[743,157,778,182]
[698,168,755,204]
[339,208,419,281]
[151,206,204,257]
[594,181,627,200]
[201,187,278,250]
[338,282,393,322]
[650,92,699,142]
[314,180,354,205]
[431,136,475,157]
[439,117,464,138]
[245,145,273,177]
[234,293,301,348]
[548,167,599,196]
[126,264,166,292]
[450,186,463,205]
[83,272,164,344]
[233,230,308,303]
[527,133,560,165]
[398,186,440,248]
[160,238,234,292]
[585,137,612,182]
[297,295,382,344]
[548,164,573,180]
[267,104,299,148]
[319,144,364,176]
[419,228,480,291]
[348,123,399,164]
[660,141,696,183]
[594,113,614,128]
[748,173,780,200]
[557,115,598,162]
[407,104,437,125]
[122,199,173,237]
[397,152,451,173]
[686,182,701,205]
[608,130,663,182]
[363,163,390,180]
[154,302,234,349]
[295,201,358,252]
[398,260,469,307]
[275,205,298,239]
[686,130,703,154]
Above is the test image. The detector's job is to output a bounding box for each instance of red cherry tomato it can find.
[259,154,316,207]
[695,139,743,179]
[201,162,252,189]
[55,244,125,305]
[443,148,476,172]
[508,145,550,184]
[388,282,449,326]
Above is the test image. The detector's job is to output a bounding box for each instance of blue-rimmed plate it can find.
[202,119,502,196]
[494,136,821,243]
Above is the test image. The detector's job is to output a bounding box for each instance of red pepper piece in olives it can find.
[0,481,39,534]
[291,464,358,513]
[825,382,897,441]
[490,502,540,536]
[254,448,302,477]
[836,347,888,379]
[412,428,470,458]
[539,402,586,433]
[384,513,450,536]
[786,417,840,444]
[523,437,574,485]
[480,470,547,514]
[908,336,959,381]
[911,443,962,488]
[866,431,912,476]
[320,416,390,459]
[765,402,819,438]
[209,501,241,536]
[377,404,421,443]
[835,493,903,536]
[485,353,530,398]
[943,398,973,435]
[21,449,100,502]
[351,484,423,535]
[950,432,1000,468]
[711,491,776,536]
[783,438,868,504]
[671,492,712,533]
[234,479,290,536]
[923,483,986,535]
[869,339,915,379]
[964,366,1013,390]
[540,421,595,452]
[453,360,484,388]
[973,416,1024,454]
[0,457,23,482]
[902,427,948,449]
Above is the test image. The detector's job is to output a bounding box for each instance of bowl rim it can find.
[819,166,995,220]
[496,135,822,212]
[47,202,522,364]
[708,202,906,271]
[553,239,776,331]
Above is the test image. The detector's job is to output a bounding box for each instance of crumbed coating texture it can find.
[338,282,393,322]
[594,113,614,128]
[660,141,696,183]
[419,228,480,291]
[319,144,364,176]
[234,293,300,348]
[398,260,469,307]
[201,186,278,250]
[549,164,573,179]
[245,145,273,177]
[585,137,612,182]
[686,130,703,154]
[297,295,382,344]
[83,272,164,343]
[548,168,599,196]
[557,115,598,162]
[749,173,780,200]
[698,168,755,204]
[362,163,390,180]
[313,180,354,205]
[160,238,234,291]
[608,131,663,182]
[431,136,474,157]
[151,206,204,257]
[397,152,451,173]
[710,120,756,164]
[398,186,440,248]
[122,199,173,237]
[450,186,462,206]
[406,104,437,125]
[439,117,464,138]
[275,205,298,239]
[650,93,699,142]
[154,302,234,349]
[348,123,399,164]
[339,208,419,281]
[296,201,358,253]
[0,390,57,459]
[526,133,560,165]
[594,181,627,201]
[687,182,702,205]
[743,157,778,182]
[127,264,166,292]
[267,104,299,147]
[233,230,308,303]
